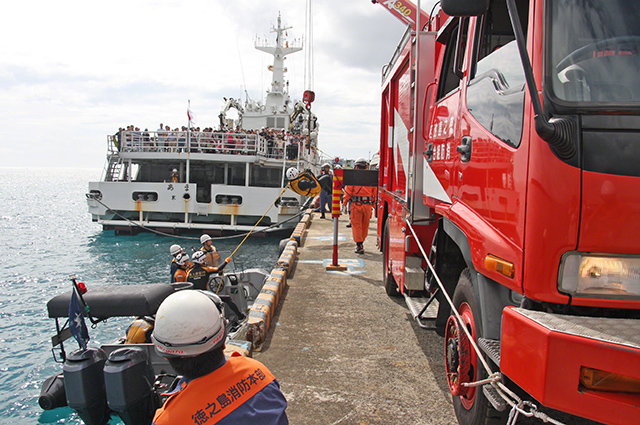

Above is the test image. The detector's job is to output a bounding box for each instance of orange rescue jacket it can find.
[153,353,275,425]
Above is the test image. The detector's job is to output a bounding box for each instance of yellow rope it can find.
[214,185,291,295]
[226,185,290,261]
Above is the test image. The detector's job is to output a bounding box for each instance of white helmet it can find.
[172,169,178,173]
[169,244,183,256]
[355,157,368,167]
[200,234,212,244]
[152,291,226,357]
[192,250,206,265]
[321,163,331,169]
[175,252,189,266]
[286,167,299,180]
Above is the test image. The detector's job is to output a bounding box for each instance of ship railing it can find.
[111,130,314,162]
[255,136,313,161]
[115,130,262,156]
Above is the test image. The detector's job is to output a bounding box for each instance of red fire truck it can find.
[375,0,640,424]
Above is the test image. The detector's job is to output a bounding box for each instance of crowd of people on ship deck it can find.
[112,124,315,159]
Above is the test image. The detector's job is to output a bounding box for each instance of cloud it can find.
[0,0,414,167]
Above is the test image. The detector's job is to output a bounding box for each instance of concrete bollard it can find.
[276,242,298,276]
[245,268,288,349]
[235,214,305,352]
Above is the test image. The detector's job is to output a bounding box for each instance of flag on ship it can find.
[68,287,90,350]
[187,104,196,125]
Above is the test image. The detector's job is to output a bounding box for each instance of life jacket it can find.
[200,246,221,267]
[174,268,188,283]
[288,171,321,197]
[125,317,154,344]
[170,260,178,283]
[153,353,276,425]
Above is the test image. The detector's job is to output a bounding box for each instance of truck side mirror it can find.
[441,0,489,17]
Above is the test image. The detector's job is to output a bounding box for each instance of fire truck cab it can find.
[377,0,640,424]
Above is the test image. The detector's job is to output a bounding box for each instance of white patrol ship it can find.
[87,15,319,234]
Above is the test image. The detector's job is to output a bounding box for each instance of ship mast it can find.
[255,14,302,113]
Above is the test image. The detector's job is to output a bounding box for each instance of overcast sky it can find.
[0,0,422,168]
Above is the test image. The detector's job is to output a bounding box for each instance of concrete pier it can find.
[253,212,601,425]
[254,213,457,424]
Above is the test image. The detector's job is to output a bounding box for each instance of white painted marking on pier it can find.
[323,258,366,275]
[309,234,348,242]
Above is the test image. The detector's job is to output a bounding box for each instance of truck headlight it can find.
[559,252,640,299]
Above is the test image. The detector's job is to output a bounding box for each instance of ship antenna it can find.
[304,0,314,91]
[235,38,250,103]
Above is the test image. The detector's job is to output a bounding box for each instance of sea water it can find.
[0,167,282,424]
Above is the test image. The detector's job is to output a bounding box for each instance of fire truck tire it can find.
[383,220,400,297]
[451,269,506,425]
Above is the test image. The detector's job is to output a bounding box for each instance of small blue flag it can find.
[68,288,90,350]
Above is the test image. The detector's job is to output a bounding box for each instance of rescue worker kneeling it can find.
[151,290,288,425]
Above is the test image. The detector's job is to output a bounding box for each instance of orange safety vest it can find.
[174,268,188,283]
[154,353,276,425]
[201,246,221,267]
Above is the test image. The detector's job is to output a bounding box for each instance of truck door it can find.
[425,18,468,207]
[454,0,530,285]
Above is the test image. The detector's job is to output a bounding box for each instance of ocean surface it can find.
[0,167,282,424]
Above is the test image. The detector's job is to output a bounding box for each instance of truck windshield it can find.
[549,0,640,105]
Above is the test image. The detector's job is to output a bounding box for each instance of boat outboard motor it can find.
[225,274,248,314]
[63,348,110,425]
[104,347,158,425]
[38,372,67,410]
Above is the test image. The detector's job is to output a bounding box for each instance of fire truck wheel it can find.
[451,269,505,425]
[383,220,400,297]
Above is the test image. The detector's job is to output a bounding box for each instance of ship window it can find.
[203,164,225,184]
[132,191,158,202]
[250,164,283,188]
[276,117,286,129]
[215,194,243,205]
[227,163,246,186]
[267,117,276,128]
[276,196,299,207]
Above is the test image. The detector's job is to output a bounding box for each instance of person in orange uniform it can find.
[342,157,377,254]
[151,290,288,425]
[169,244,185,283]
[173,252,191,283]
